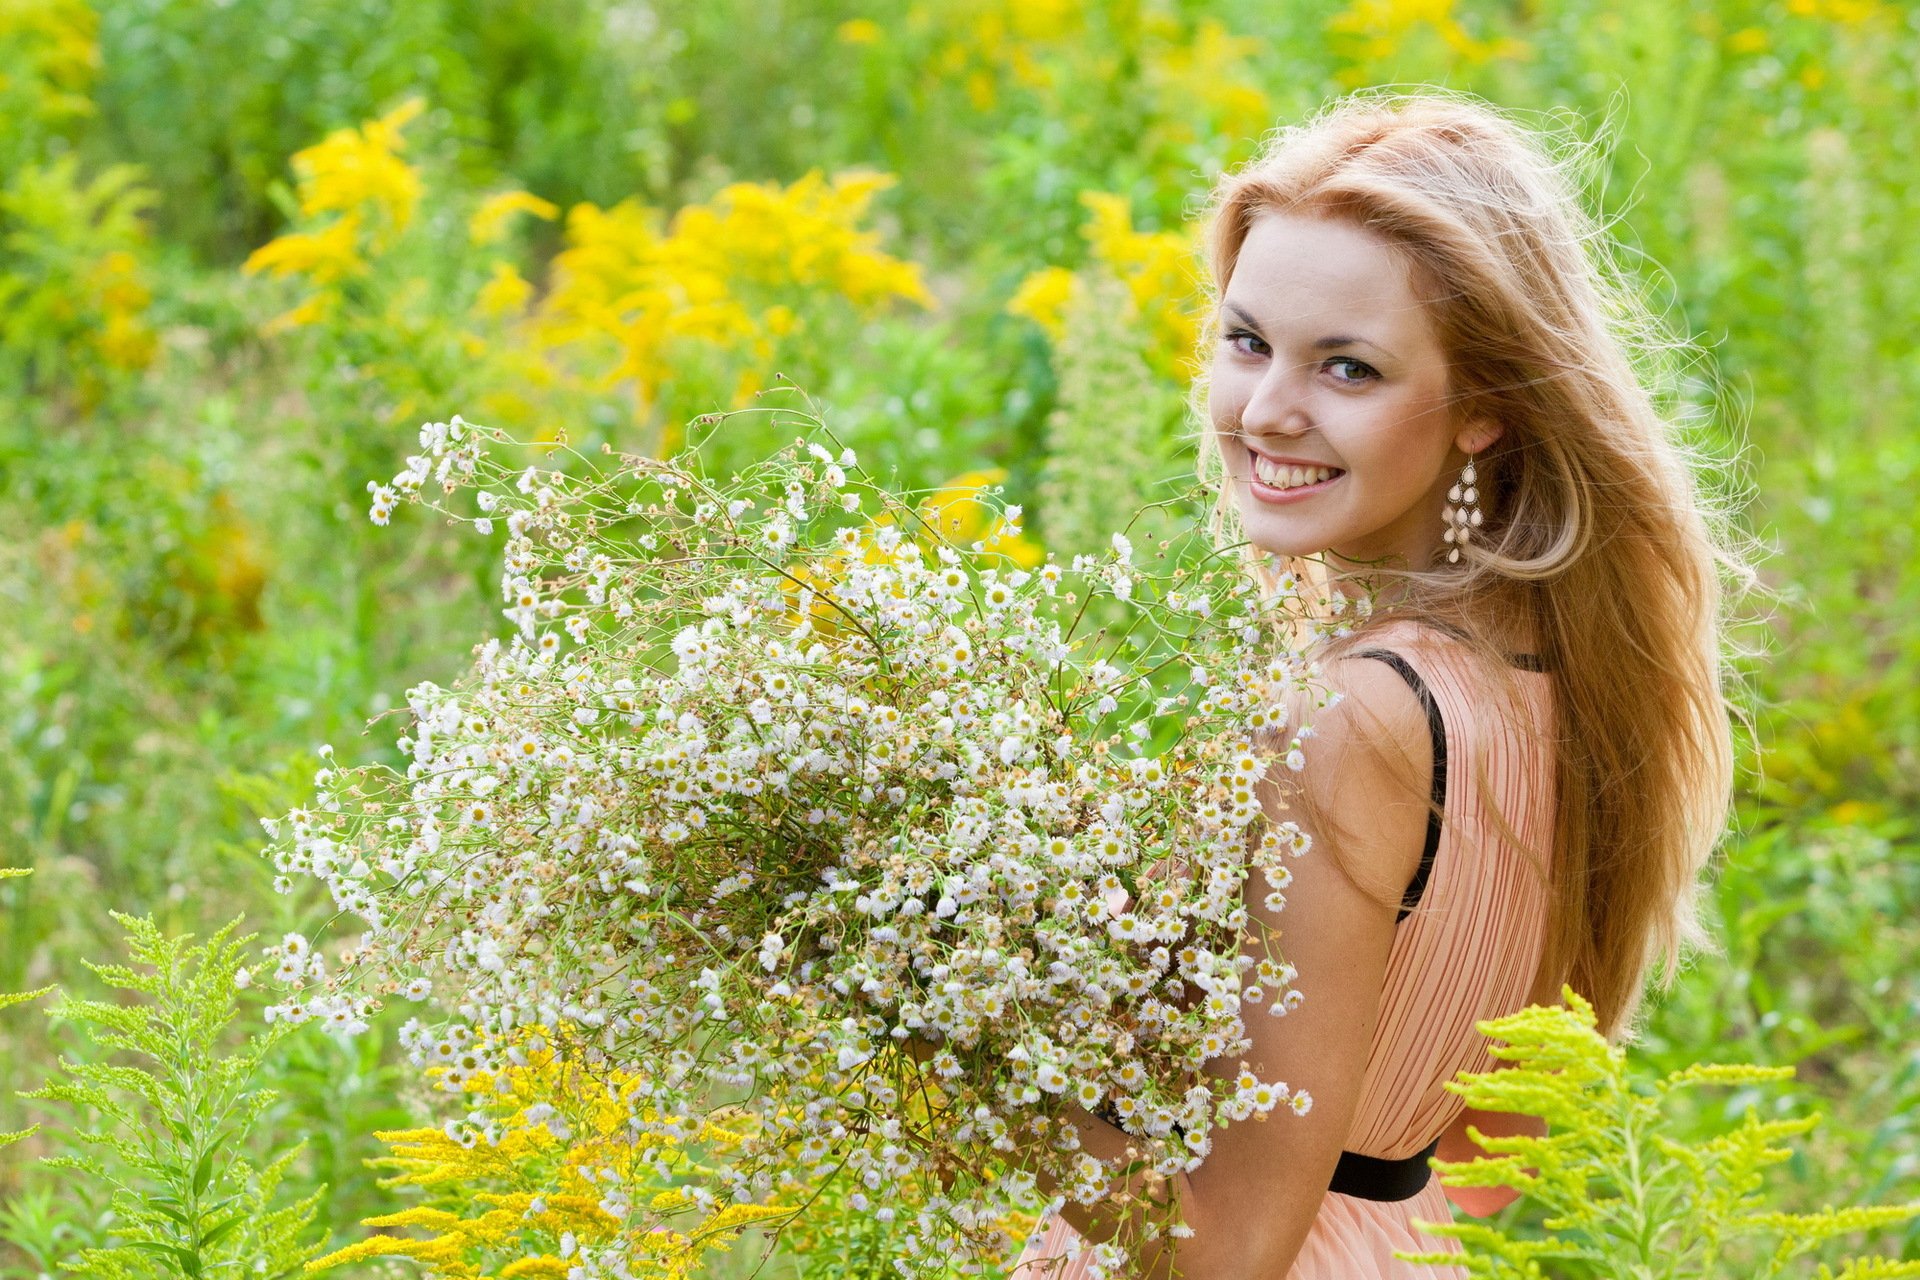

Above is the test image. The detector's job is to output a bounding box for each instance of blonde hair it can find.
[1189,89,1757,1042]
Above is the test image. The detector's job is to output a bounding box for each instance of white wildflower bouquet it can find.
[261,401,1351,1278]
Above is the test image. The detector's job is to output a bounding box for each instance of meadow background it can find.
[1,0,1916,1274]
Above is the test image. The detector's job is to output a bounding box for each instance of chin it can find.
[1233,493,1327,560]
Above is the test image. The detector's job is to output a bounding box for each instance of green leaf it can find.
[196,1213,244,1251]
[191,1147,215,1197]
[124,1240,203,1275]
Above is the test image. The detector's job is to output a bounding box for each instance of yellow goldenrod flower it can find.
[921,467,1007,542]
[469,189,561,246]
[89,249,148,311]
[322,1024,772,1279]
[530,169,931,440]
[361,1206,468,1231]
[1082,194,1204,378]
[686,1201,794,1243]
[1147,19,1272,142]
[1326,0,1529,86]
[84,249,156,370]
[965,67,998,110]
[761,303,799,336]
[837,17,884,44]
[0,0,99,126]
[476,260,535,318]
[94,308,156,370]
[261,290,339,335]
[242,214,365,285]
[499,1259,573,1279]
[933,40,969,77]
[1012,193,1205,382]
[982,520,1045,568]
[1788,0,1888,20]
[240,101,434,347]
[915,467,1042,566]
[306,1229,468,1272]
[1008,0,1081,42]
[1007,266,1074,341]
[695,169,935,307]
[290,96,425,243]
[777,557,854,634]
[912,0,1084,105]
[650,1187,695,1212]
[731,366,764,408]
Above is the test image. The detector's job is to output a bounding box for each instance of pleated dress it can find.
[1011,617,1560,1279]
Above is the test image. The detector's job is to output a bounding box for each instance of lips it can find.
[1246,448,1344,492]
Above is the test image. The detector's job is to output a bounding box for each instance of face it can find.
[1207,210,1500,573]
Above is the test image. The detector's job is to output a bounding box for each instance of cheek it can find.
[1204,371,1233,426]
[1353,391,1448,465]
[1205,389,1242,464]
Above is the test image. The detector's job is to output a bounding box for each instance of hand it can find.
[899,1028,944,1067]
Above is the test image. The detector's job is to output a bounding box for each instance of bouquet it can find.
[263,399,1353,1279]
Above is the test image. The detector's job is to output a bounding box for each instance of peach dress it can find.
[1011,619,1559,1279]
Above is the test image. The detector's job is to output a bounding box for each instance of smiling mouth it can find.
[1248,453,1345,491]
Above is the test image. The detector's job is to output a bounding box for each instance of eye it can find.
[1222,328,1269,357]
[1325,356,1379,384]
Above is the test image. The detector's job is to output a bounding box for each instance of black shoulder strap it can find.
[1352,649,1446,923]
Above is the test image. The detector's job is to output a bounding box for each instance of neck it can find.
[1332,568,1540,657]
[1326,563,1405,611]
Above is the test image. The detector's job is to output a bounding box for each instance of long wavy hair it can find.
[1188,89,1756,1042]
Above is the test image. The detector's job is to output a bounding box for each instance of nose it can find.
[1237,358,1313,439]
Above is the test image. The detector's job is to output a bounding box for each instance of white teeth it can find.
[1251,455,1338,490]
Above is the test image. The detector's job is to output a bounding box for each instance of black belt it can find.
[1328,1137,1440,1201]
[1089,1098,1439,1203]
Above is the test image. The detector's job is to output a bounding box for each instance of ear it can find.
[1453,415,1503,456]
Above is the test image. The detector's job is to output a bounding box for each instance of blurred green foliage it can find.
[1,0,1916,1271]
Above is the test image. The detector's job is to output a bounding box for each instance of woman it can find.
[1011,90,1747,1279]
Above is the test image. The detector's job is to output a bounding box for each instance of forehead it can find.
[1223,211,1432,337]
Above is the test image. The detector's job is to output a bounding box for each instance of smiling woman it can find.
[1012,87,1749,1280]
[1207,210,1500,573]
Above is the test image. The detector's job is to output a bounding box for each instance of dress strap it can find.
[1351,649,1445,924]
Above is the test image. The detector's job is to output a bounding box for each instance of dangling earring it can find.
[1442,454,1483,565]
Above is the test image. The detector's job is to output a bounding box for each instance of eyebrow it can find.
[1223,302,1395,358]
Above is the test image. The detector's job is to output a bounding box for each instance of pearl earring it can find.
[1442,454,1483,565]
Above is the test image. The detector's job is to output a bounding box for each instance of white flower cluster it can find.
[263,411,1346,1277]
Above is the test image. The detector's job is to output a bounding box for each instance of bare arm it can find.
[1040,655,1435,1277]
[1436,1102,1547,1217]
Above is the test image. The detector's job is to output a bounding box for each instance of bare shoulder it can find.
[1268,649,1435,912]
[1306,649,1434,764]
[1285,648,1435,799]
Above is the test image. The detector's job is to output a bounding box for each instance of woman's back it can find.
[1339,616,1557,1160]
[1283,617,1557,1278]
